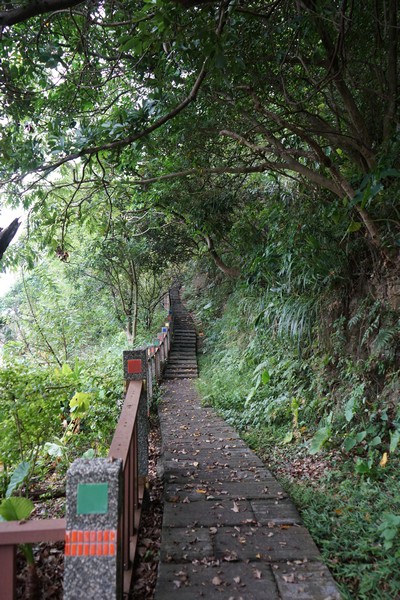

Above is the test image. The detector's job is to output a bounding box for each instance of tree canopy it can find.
[0,0,398,268]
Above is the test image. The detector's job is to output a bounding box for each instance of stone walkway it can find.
[154,290,341,599]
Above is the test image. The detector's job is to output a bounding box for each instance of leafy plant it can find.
[5,460,31,498]
[309,413,333,455]
[0,468,38,599]
[378,513,400,550]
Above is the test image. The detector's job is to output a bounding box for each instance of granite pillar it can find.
[64,458,123,600]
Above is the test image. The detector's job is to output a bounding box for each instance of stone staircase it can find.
[163,287,198,380]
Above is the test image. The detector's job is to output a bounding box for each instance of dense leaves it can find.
[0,0,398,260]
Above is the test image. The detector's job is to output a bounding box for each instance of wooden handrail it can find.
[0,518,66,599]
[0,518,66,544]
[109,380,142,465]
[108,379,143,592]
[0,289,172,599]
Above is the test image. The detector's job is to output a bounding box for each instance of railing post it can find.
[64,458,123,600]
[148,345,156,388]
[153,340,161,381]
[123,349,149,480]
[158,332,166,367]
[163,324,171,353]
[0,545,16,599]
[146,347,153,402]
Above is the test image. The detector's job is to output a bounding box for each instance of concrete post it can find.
[163,329,169,359]
[158,333,166,365]
[153,340,161,380]
[146,348,153,403]
[148,346,156,385]
[64,458,123,600]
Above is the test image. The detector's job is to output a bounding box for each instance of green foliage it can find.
[6,461,31,498]
[0,496,34,522]
[283,471,400,599]
[377,514,400,550]
[0,359,75,470]
[0,483,36,565]
[0,343,123,494]
[309,414,333,455]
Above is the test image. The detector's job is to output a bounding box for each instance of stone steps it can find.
[163,286,198,380]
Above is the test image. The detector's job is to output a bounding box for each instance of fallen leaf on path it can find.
[223,552,238,562]
[209,527,218,534]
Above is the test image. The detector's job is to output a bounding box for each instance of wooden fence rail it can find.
[0,291,172,599]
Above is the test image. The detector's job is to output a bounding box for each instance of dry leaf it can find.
[233,576,241,584]
[212,576,223,586]
[379,452,388,467]
[282,573,296,583]
[232,501,240,512]
[224,552,238,562]
[253,569,262,579]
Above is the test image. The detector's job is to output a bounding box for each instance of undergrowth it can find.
[183,260,400,600]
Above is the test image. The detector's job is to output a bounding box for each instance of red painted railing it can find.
[108,378,143,595]
[0,518,66,598]
[0,293,172,599]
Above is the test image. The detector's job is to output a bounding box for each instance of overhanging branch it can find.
[0,0,87,27]
[11,62,207,183]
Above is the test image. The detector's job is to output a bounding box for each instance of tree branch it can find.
[11,62,207,183]
[0,0,87,27]
[297,0,373,151]
[204,234,241,277]
[219,129,342,196]
[0,218,20,260]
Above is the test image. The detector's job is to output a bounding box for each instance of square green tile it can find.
[77,482,109,515]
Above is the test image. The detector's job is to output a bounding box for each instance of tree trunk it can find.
[204,235,241,277]
[0,218,20,260]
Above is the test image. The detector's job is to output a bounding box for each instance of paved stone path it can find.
[154,290,341,599]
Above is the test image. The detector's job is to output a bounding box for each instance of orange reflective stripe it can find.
[65,529,117,557]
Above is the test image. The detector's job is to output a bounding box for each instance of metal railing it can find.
[0,292,172,599]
